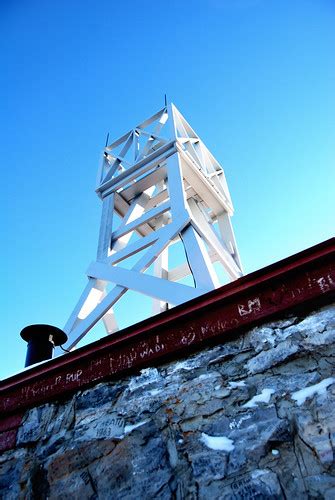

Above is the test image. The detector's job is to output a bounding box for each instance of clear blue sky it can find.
[1,0,334,379]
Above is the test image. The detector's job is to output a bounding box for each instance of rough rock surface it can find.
[1,303,335,499]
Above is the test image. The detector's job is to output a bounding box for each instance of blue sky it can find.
[1,0,334,379]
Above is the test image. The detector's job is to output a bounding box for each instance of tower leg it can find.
[180,224,220,290]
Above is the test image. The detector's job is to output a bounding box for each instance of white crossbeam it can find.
[87,262,204,304]
[111,201,171,240]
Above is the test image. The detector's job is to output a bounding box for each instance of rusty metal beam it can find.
[0,238,334,421]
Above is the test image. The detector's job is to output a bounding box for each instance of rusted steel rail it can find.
[1,238,334,431]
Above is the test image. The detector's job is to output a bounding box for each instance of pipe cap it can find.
[20,324,68,346]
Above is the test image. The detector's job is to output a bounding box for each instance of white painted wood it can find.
[61,219,190,350]
[137,106,166,130]
[178,145,233,215]
[110,189,156,258]
[121,166,167,203]
[130,218,189,273]
[168,248,220,282]
[107,227,162,265]
[61,103,243,353]
[217,212,243,270]
[145,188,168,211]
[111,201,171,240]
[56,278,109,353]
[187,198,242,280]
[97,194,115,261]
[101,291,119,335]
[165,153,189,218]
[114,192,152,237]
[152,216,169,314]
[98,142,176,196]
[152,246,169,313]
[180,225,220,290]
[112,191,150,242]
[63,278,100,335]
[61,284,127,351]
[87,262,204,305]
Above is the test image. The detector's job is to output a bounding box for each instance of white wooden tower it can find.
[56,103,242,354]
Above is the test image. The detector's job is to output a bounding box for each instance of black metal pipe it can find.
[20,324,68,367]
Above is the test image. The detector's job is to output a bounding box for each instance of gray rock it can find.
[202,407,291,476]
[46,439,116,483]
[305,474,335,499]
[75,410,125,441]
[17,404,56,445]
[272,355,319,375]
[294,408,335,467]
[89,430,172,499]
[253,371,320,397]
[200,469,284,499]
[245,326,277,352]
[75,382,123,411]
[284,304,335,341]
[48,469,97,500]
[0,450,28,500]
[190,452,227,482]
[246,340,299,374]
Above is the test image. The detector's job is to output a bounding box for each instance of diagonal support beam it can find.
[87,262,205,305]
[187,198,242,279]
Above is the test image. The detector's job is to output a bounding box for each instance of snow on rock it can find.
[198,373,215,380]
[166,359,199,374]
[229,414,251,430]
[148,388,163,396]
[291,378,335,406]
[124,420,149,434]
[200,433,235,452]
[242,388,275,408]
[128,368,161,392]
[229,380,246,388]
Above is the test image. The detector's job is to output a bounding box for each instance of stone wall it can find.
[1,303,335,499]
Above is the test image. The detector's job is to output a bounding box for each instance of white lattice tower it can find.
[56,103,243,354]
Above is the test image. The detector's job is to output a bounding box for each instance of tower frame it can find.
[55,103,242,354]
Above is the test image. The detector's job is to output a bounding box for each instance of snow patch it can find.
[251,470,266,479]
[242,388,274,408]
[198,373,214,380]
[168,360,197,374]
[149,388,162,396]
[200,433,234,452]
[229,380,246,388]
[128,368,161,392]
[291,378,335,406]
[229,414,251,430]
[124,420,148,434]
